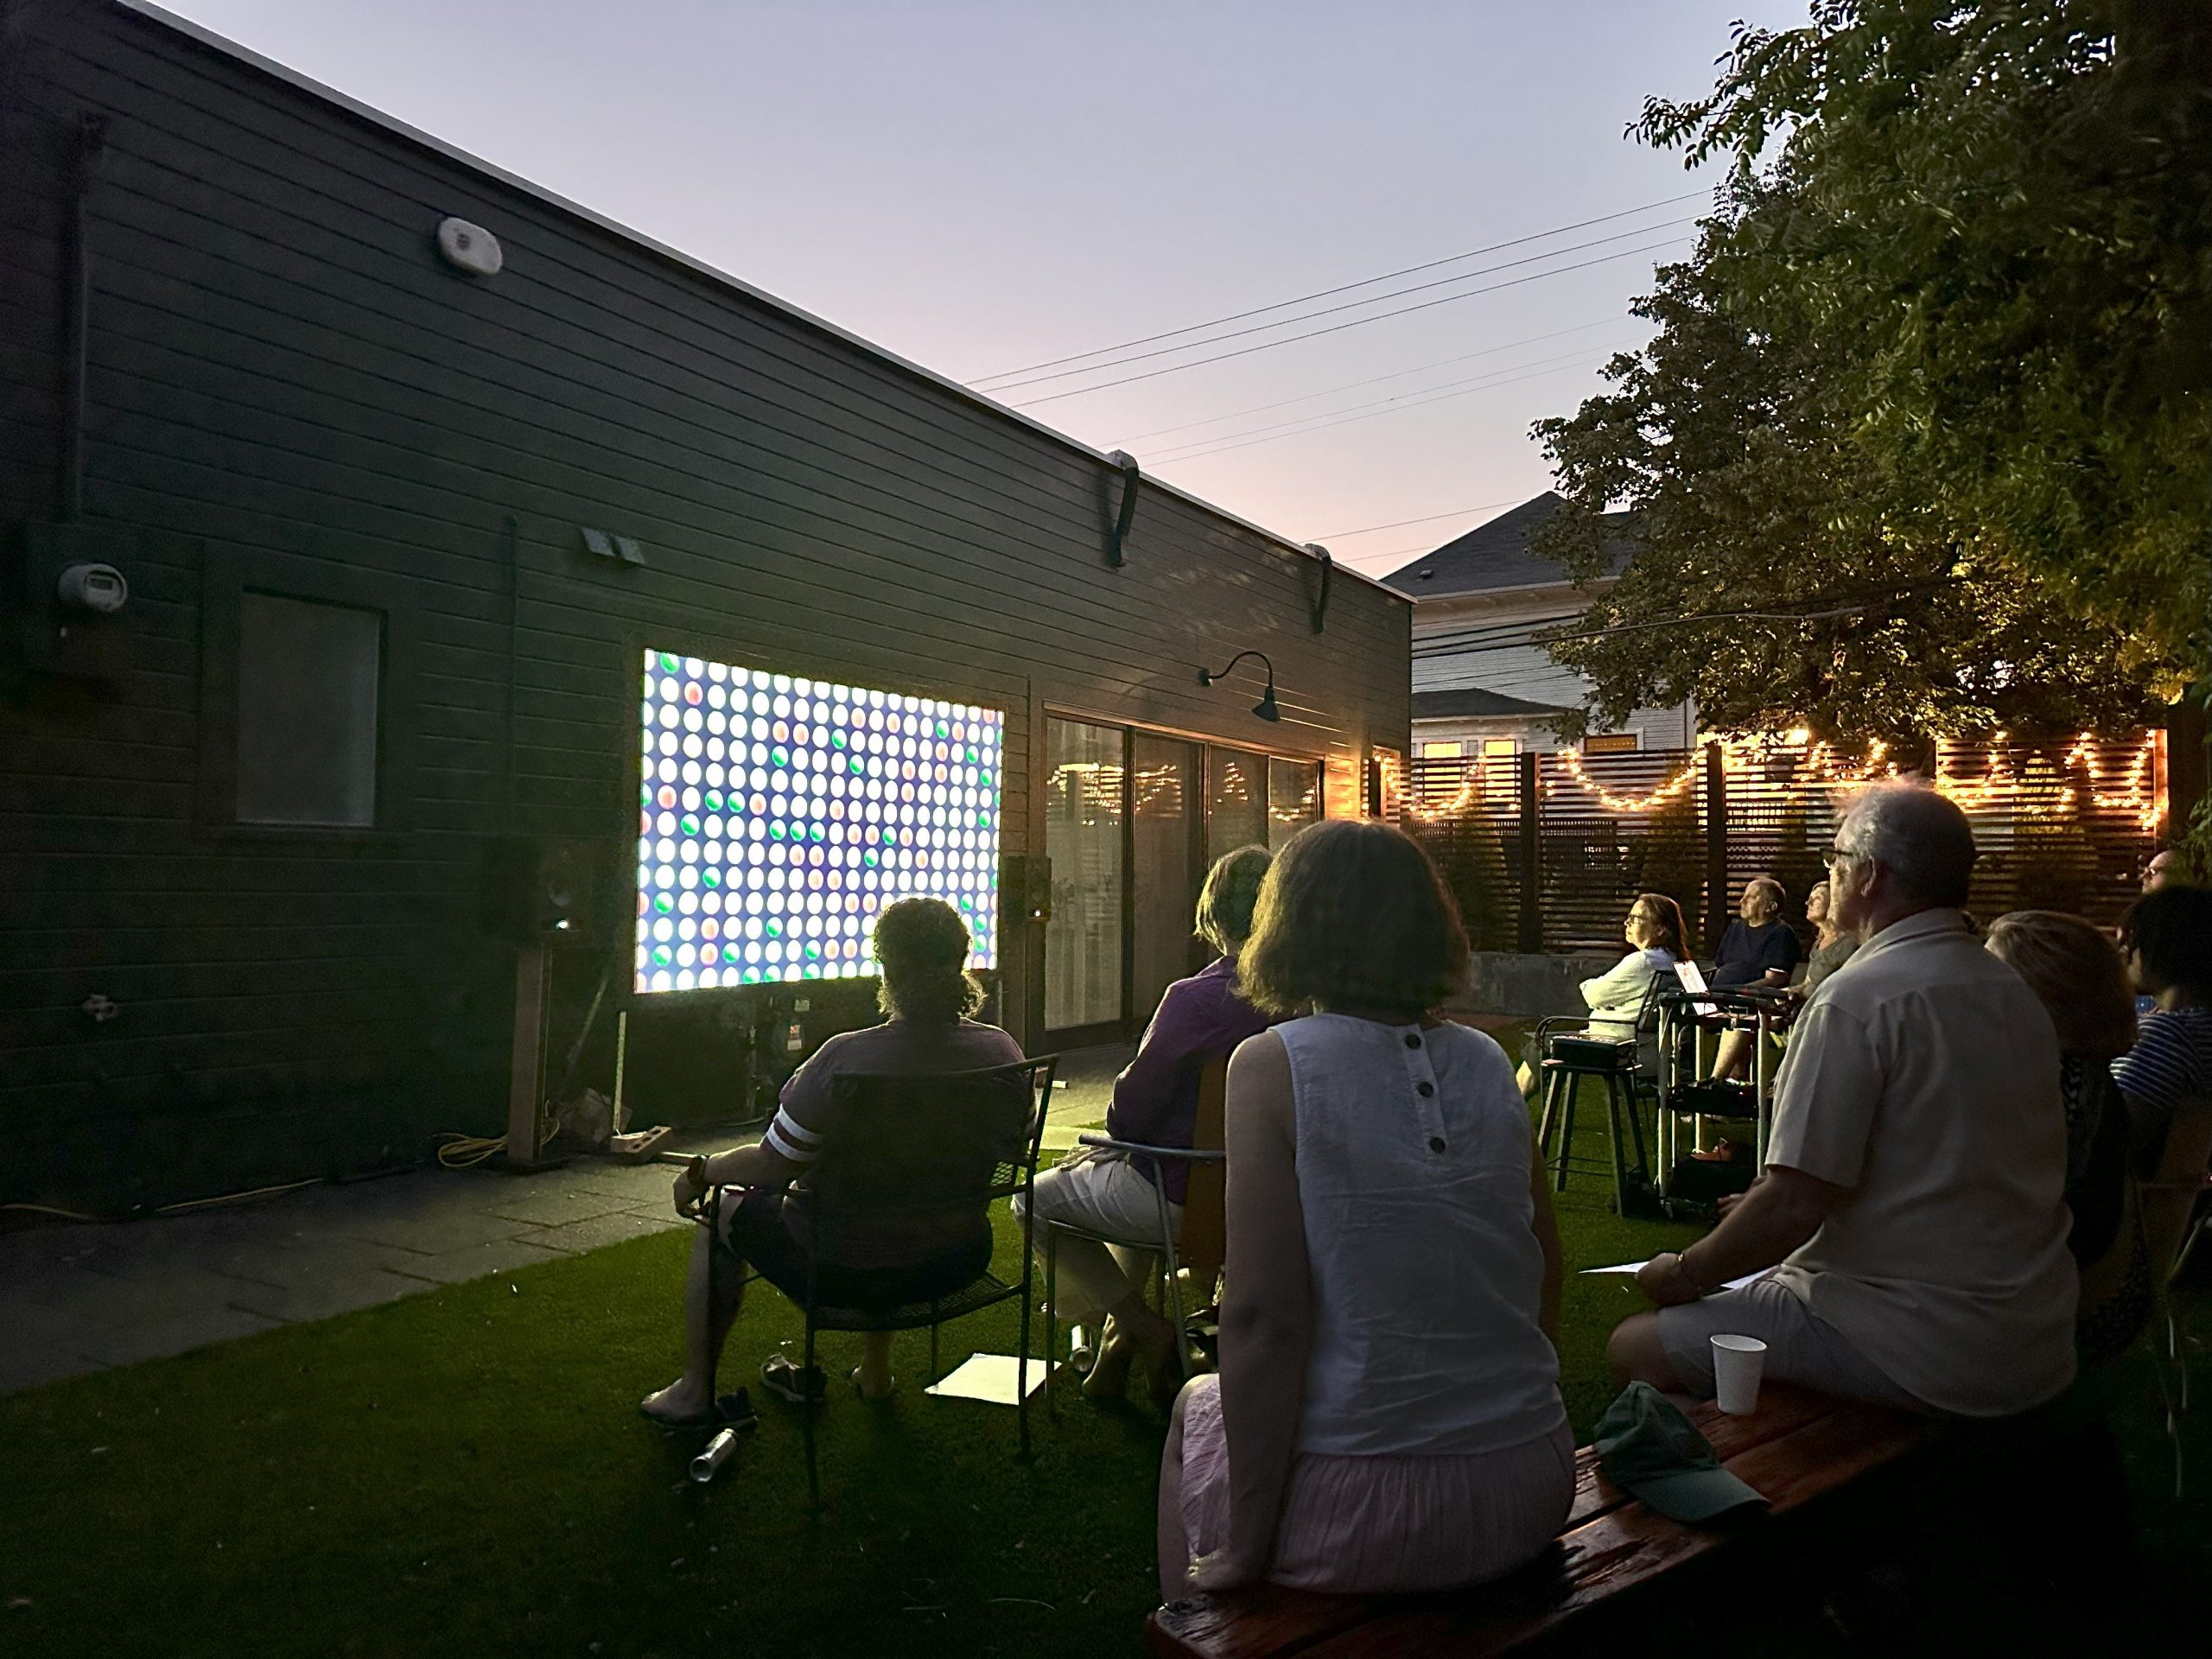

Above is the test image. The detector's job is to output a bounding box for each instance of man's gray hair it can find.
[1840,784,1977,907]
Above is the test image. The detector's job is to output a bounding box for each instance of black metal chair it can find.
[704,1055,1056,1506]
[1532,975,1664,1215]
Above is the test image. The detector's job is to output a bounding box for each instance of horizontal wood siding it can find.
[0,1,1410,1205]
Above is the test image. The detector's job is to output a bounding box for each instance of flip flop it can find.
[639,1388,758,1431]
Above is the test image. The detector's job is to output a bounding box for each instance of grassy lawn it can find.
[3,1065,2205,1658]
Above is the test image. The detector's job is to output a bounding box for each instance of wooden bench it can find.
[1146,1385,1930,1659]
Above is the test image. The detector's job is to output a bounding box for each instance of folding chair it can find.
[1040,1058,1228,1390]
[701,1055,1057,1507]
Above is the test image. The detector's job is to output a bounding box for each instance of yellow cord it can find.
[435,1109,559,1170]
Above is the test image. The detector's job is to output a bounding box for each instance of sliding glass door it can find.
[1131,734,1204,1018]
[1045,716,1332,1039]
[1044,718,1123,1031]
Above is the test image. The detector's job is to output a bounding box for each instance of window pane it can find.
[1207,747,1267,861]
[1268,757,1321,850]
[1045,719,1124,1029]
[236,593,381,827]
[1131,734,1201,1020]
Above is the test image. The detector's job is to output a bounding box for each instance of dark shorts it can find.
[715,1185,992,1310]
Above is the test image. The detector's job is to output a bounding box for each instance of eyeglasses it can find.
[1819,844,1859,870]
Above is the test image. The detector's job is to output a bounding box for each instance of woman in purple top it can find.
[1017,846,1274,1405]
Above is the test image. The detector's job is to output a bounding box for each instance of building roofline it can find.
[116,0,1403,607]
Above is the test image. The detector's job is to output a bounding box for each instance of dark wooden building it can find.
[0,0,1409,1210]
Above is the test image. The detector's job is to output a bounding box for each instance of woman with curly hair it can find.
[645,897,1023,1424]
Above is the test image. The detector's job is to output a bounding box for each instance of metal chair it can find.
[1532,975,1663,1215]
[1040,1058,1228,1390]
[702,1055,1057,1507]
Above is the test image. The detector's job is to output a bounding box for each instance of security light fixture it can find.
[1198,651,1281,723]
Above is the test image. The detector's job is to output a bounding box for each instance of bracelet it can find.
[1674,1251,1713,1297]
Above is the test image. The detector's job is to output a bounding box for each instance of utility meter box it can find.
[8,522,136,681]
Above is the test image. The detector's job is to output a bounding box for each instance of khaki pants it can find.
[1014,1151,1183,1325]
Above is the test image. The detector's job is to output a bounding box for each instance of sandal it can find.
[640,1388,758,1431]
[760,1354,829,1406]
[850,1366,896,1402]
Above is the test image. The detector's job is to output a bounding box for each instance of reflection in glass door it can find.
[1045,719,1124,1030]
[1268,757,1322,849]
[1131,734,1203,1021]
[1207,748,1268,861]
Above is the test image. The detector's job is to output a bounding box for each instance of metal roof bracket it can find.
[1305,543,1333,632]
[1105,450,1141,568]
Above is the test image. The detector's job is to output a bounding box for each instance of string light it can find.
[1408,729,2166,833]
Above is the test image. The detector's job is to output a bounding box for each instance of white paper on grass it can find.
[922,1353,1058,1406]
[1580,1261,1770,1292]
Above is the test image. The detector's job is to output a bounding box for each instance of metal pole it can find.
[505,943,548,1167]
[1516,751,1541,953]
[1702,741,1728,952]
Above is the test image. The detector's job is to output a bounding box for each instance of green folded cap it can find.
[1594,1382,1767,1523]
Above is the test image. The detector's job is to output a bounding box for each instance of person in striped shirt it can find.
[2113,885,2212,1173]
[641,897,1023,1425]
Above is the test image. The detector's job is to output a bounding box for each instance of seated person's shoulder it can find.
[956,1019,1027,1064]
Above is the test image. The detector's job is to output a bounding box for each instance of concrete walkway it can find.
[0,1042,1127,1398]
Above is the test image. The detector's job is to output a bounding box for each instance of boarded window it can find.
[236,593,382,827]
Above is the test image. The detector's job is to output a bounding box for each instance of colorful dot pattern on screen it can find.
[633,652,1003,995]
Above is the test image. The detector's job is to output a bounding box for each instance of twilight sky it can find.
[168,0,1804,575]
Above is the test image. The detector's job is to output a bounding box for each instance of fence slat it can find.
[1405,733,2166,957]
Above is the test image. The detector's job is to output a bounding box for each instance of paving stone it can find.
[222,1269,429,1325]
[14,1264,275,1329]
[559,1163,691,1202]
[0,1297,117,1361]
[193,1236,429,1292]
[469,1186,637,1228]
[322,1209,535,1254]
[522,1210,687,1254]
[376,1235,569,1286]
[70,1306,283,1368]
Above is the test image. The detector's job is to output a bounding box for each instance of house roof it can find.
[1380,492,1635,600]
[1411,687,1568,719]
[117,0,1400,605]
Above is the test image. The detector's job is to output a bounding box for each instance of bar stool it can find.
[1535,1033,1651,1216]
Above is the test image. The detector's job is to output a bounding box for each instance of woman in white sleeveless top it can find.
[1160,819,1573,1599]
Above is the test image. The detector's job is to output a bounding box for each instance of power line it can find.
[1321,499,1532,541]
[989,221,1696,397]
[1149,358,1608,466]
[969,190,1706,385]
[1414,602,1877,656]
[1119,315,1635,448]
[1010,237,1692,408]
[1147,347,1609,465]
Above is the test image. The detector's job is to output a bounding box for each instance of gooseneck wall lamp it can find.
[1198,650,1281,723]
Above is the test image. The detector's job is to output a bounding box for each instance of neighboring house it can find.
[1381,492,1694,759]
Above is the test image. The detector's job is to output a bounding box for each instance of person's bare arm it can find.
[1187,1031,1312,1593]
[673,1141,801,1215]
[1529,1147,1563,1345]
[1636,1164,1846,1306]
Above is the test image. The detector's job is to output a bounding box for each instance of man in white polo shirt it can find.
[1608,784,2077,1417]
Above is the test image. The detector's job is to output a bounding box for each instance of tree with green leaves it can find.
[1532,0,2209,754]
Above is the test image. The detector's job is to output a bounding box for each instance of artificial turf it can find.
[2,1073,2204,1658]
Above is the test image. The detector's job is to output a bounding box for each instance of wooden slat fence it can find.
[1406,733,2167,955]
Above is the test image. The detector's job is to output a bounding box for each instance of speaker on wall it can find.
[480,836,620,947]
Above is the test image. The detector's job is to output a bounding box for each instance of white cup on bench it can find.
[1711,1334,1767,1414]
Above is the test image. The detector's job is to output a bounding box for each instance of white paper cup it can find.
[1710,1334,1768,1414]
